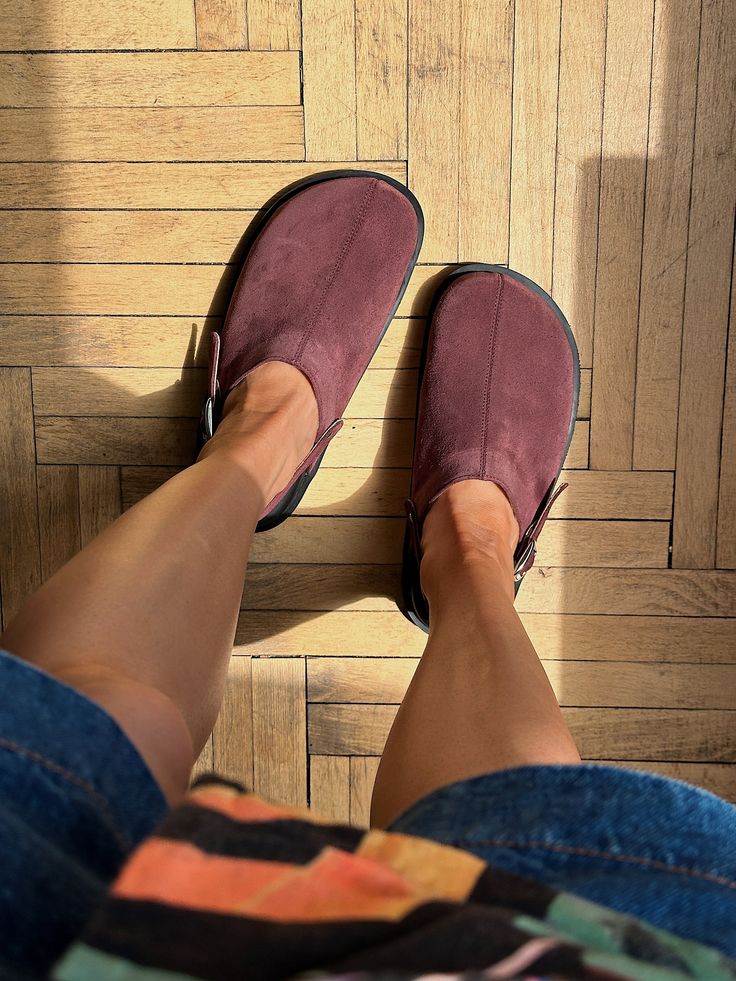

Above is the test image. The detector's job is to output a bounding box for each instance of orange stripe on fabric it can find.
[112,837,451,923]
[189,786,328,826]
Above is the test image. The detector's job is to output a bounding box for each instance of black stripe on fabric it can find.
[467,863,557,917]
[156,804,364,862]
[84,897,588,981]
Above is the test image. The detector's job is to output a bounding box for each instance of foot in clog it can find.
[198,171,423,530]
[402,264,580,632]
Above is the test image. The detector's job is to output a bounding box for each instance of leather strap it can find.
[201,331,222,442]
[512,480,568,582]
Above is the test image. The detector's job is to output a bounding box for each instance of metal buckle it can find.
[203,396,214,440]
[513,538,536,582]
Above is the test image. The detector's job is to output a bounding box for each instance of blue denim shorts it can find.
[2,646,736,979]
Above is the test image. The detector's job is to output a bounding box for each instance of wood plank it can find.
[552,0,606,368]
[240,564,736,619]
[717,267,736,568]
[673,0,736,567]
[123,465,662,519]
[247,0,301,50]
[408,0,461,261]
[195,0,248,49]
[251,657,307,806]
[0,262,434,317]
[302,0,356,159]
[36,417,197,466]
[350,757,379,828]
[0,314,420,370]
[248,516,669,568]
[309,703,736,761]
[517,568,736,618]
[33,367,206,418]
[632,0,700,469]
[31,365,590,422]
[78,466,122,547]
[0,264,233,317]
[237,609,736,663]
[0,161,406,209]
[0,0,196,50]
[0,107,304,163]
[191,737,214,784]
[355,0,407,160]
[0,369,41,628]
[36,466,80,581]
[458,0,514,263]
[308,657,736,710]
[309,755,350,822]
[593,761,736,803]
[589,0,655,469]
[0,210,258,264]
[508,0,561,290]
[0,52,299,108]
[212,656,254,788]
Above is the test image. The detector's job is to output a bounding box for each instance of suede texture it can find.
[411,271,575,536]
[218,176,420,436]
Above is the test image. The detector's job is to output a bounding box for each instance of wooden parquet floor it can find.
[1,0,735,822]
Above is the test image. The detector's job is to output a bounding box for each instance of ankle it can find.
[198,361,319,504]
[419,481,519,605]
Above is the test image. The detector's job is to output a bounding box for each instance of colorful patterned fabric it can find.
[53,779,736,981]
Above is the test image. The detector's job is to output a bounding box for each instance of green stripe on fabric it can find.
[52,943,202,981]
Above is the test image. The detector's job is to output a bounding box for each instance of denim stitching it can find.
[444,837,736,890]
[0,737,131,853]
[294,177,379,363]
[480,274,504,475]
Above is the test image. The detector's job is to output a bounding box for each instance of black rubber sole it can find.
[400,263,581,633]
[220,169,426,532]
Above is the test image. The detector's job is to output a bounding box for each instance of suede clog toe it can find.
[198,171,424,530]
[402,263,580,631]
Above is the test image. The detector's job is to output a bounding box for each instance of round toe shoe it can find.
[402,263,580,631]
[199,170,424,530]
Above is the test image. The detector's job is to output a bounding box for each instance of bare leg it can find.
[0,362,318,805]
[371,481,580,828]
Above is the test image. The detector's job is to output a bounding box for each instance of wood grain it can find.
[247,516,669,567]
[195,0,248,49]
[308,657,736,709]
[0,161,405,209]
[508,0,561,290]
[36,466,80,581]
[302,0,356,159]
[78,466,122,547]
[309,755,350,822]
[237,608,736,662]
[589,0,654,470]
[0,52,300,107]
[350,756,380,828]
[632,0,700,470]
[355,0,407,160]
[0,107,304,162]
[672,0,736,567]
[0,369,41,627]
[247,0,301,50]
[213,656,254,788]
[251,657,307,806]
[0,0,196,50]
[717,269,736,568]
[552,0,606,368]
[309,703,736,761]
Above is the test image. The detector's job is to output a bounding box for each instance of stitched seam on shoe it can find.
[294,178,379,363]
[480,274,505,476]
[444,837,736,890]
[0,737,131,853]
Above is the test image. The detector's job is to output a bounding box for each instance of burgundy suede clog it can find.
[402,264,580,631]
[198,171,423,530]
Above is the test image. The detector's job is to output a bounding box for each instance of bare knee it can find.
[50,663,194,806]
